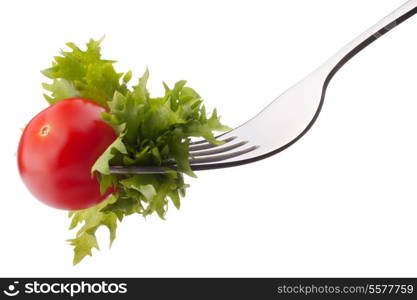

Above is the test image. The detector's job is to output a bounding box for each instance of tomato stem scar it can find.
[39,124,51,137]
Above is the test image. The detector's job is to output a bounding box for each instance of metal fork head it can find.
[109,72,327,175]
[188,73,326,170]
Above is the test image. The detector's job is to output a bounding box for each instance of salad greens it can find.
[42,38,230,265]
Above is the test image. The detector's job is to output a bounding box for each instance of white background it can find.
[0,0,416,277]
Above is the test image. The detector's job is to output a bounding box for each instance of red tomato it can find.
[17,98,116,210]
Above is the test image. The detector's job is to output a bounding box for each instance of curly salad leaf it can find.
[42,38,230,265]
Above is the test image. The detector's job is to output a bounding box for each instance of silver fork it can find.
[111,0,417,175]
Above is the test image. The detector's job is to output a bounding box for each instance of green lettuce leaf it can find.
[42,38,124,108]
[67,195,118,265]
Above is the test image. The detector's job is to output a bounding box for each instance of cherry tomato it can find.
[17,98,116,210]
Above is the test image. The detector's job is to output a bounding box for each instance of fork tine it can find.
[189,139,209,145]
[190,140,248,157]
[189,133,227,145]
[188,136,237,151]
[189,145,259,164]
[109,165,172,174]
[109,144,259,174]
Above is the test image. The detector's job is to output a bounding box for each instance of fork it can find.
[111,0,417,175]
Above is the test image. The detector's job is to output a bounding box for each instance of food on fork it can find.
[17,38,229,265]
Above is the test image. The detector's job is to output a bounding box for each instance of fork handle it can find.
[321,0,417,79]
